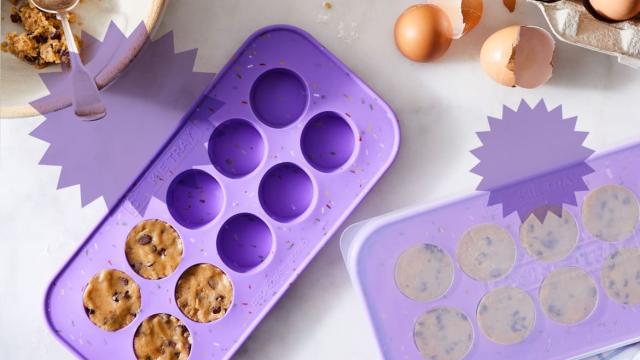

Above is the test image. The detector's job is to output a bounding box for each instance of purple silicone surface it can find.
[44,25,400,359]
[353,142,640,360]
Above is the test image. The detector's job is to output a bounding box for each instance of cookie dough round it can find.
[82,269,141,331]
[175,263,233,323]
[414,307,474,360]
[582,185,639,242]
[456,224,516,282]
[601,248,640,305]
[133,313,191,360]
[520,209,578,262]
[477,286,536,345]
[125,219,183,280]
[395,244,454,301]
[539,267,598,324]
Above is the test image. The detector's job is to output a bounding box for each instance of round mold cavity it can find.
[166,169,224,229]
[413,307,474,360]
[82,269,141,332]
[208,119,265,178]
[394,243,454,302]
[250,68,308,128]
[301,111,356,172]
[217,213,274,273]
[601,247,640,305]
[456,224,516,282]
[175,263,234,323]
[259,162,314,222]
[133,313,191,359]
[476,286,536,345]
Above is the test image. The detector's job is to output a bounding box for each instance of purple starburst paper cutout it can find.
[471,100,594,222]
[30,22,221,213]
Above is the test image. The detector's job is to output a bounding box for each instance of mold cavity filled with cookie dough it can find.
[301,111,356,172]
[175,263,234,323]
[395,243,454,301]
[477,286,536,345]
[250,68,309,128]
[82,269,141,331]
[601,247,640,305]
[456,224,516,282]
[539,267,598,324]
[166,169,225,229]
[519,209,579,263]
[133,313,192,360]
[208,119,265,179]
[125,219,184,280]
[413,307,474,360]
[582,184,640,242]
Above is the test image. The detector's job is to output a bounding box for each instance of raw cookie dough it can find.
[175,263,233,323]
[456,224,516,282]
[539,267,598,324]
[1,0,79,67]
[601,248,640,305]
[82,269,141,331]
[477,286,536,345]
[133,313,191,360]
[582,184,640,242]
[520,209,578,262]
[395,243,454,301]
[125,219,183,280]
[414,307,474,360]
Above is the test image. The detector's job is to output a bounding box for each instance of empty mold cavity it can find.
[301,111,355,172]
[477,286,536,345]
[208,119,265,178]
[250,68,308,128]
[133,313,191,360]
[539,267,598,324]
[175,263,233,322]
[395,243,454,302]
[456,224,516,282]
[601,247,640,305]
[125,219,183,280]
[259,162,314,222]
[582,184,640,242]
[167,169,224,229]
[82,269,141,332]
[217,213,273,273]
[414,307,474,360]
[519,209,578,263]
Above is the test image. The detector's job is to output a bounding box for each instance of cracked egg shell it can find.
[588,0,640,21]
[428,0,483,38]
[394,4,453,62]
[480,25,555,89]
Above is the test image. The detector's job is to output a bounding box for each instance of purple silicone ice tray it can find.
[45,25,400,359]
[341,141,640,360]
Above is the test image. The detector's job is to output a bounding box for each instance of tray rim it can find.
[341,139,640,360]
[43,24,401,359]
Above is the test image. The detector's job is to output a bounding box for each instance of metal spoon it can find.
[30,0,106,121]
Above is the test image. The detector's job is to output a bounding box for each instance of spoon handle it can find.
[58,12,106,121]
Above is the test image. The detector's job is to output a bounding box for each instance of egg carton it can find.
[44,25,400,359]
[342,141,640,359]
[530,0,640,68]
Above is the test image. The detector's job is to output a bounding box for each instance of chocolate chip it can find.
[123,290,131,300]
[10,13,21,23]
[51,30,61,40]
[24,55,37,63]
[119,277,129,286]
[157,248,167,257]
[207,279,217,289]
[167,340,176,348]
[112,292,120,302]
[215,295,224,302]
[137,234,152,245]
[34,33,48,44]
[212,306,222,314]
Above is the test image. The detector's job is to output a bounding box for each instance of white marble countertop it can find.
[1,0,639,359]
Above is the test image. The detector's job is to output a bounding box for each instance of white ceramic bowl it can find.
[0,0,167,118]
